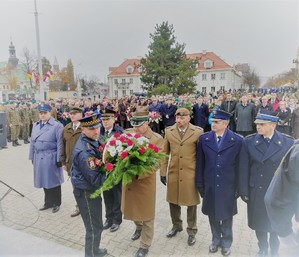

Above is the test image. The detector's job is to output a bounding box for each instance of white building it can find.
[107,51,243,98]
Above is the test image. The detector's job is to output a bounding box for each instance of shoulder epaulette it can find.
[245,133,256,138]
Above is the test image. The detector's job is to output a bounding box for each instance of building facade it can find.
[107,51,243,98]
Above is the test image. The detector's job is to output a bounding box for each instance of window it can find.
[204,60,213,69]
[122,79,126,84]
[130,90,134,95]
[130,78,133,84]
[202,87,206,94]
[220,86,225,91]
[122,90,126,96]
[114,90,118,96]
[211,74,216,80]
[220,73,225,80]
[202,74,207,80]
[114,79,118,84]
[211,87,215,92]
[126,65,134,74]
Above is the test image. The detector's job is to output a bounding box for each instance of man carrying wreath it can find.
[121,111,164,257]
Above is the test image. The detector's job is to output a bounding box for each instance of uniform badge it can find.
[87,157,96,170]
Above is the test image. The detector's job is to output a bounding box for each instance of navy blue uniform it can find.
[196,129,243,248]
[100,124,124,227]
[239,131,294,254]
[71,134,105,257]
[160,103,177,127]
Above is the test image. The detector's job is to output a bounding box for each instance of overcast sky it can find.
[0,0,298,83]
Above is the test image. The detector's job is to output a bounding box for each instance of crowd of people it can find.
[0,90,299,257]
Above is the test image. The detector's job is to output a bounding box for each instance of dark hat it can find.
[130,111,149,127]
[254,110,278,124]
[175,108,190,116]
[79,113,101,128]
[100,108,116,120]
[69,107,83,113]
[210,110,232,121]
[38,104,52,112]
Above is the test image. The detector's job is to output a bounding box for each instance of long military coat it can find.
[61,122,82,175]
[29,117,64,189]
[239,131,294,231]
[196,129,243,221]
[121,128,164,221]
[161,123,203,206]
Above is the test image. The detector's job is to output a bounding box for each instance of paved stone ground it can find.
[0,143,259,257]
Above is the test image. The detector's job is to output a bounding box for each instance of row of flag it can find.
[26,70,55,83]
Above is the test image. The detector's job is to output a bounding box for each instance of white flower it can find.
[116,145,123,153]
[107,146,117,157]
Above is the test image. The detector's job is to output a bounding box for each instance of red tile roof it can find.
[186,52,231,70]
[108,58,141,76]
[108,52,231,76]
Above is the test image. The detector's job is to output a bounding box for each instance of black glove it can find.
[241,195,249,203]
[160,176,167,186]
[56,161,62,167]
[197,188,205,198]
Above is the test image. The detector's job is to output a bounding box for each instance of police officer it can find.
[196,110,243,256]
[100,108,123,233]
[239,110,294,257]
[29,104,64,213]
[71,113,107,257]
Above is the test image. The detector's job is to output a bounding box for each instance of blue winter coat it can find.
[196,129,243,221]
[29,117,64,189]
[239,130,294,231]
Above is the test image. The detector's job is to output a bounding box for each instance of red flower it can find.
[134,133,141,139]
[119,136,126,143]
[120,151,129,159]
[153,146,159,153]
[148,143,155,150]
[139,146,146,154]
[114,133,120,138]
[98,146,104,152]
[95,158,102,166]
[109,140,116,146]
[105,163,114,172]
[127,140,134,146]
[126,133,132,137]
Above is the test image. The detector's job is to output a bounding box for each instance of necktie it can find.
[217,136,222,144]
[179,130,184,139]
[105,130,109,137]
[265,137,271,146]
[73,124,77,131]
[40,122,46,129]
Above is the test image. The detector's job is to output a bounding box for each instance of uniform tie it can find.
[179,130,185,139]
[264,137,271,146]
[105,130,109,138]
[217,136,222,144]
[73,124,77,131]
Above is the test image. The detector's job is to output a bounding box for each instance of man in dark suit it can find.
[220,93,237,131]
[239,110,294,257]
[196,110,243,256]
[100,109,123,233]
[192,95,209,130]
[160,96,177,129]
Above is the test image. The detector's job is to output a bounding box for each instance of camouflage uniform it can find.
[19,104,31,144]
[7,104,21,146]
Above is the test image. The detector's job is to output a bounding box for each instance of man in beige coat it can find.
[122,111,164,257]
[160,108,203,246]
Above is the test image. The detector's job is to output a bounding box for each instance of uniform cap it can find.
[254,110,278,124]
[101,108,116,120]
[78,113,101,128]
[175,108,190,116]
[38,104,52,112]
[69,107,83,113]
[130,111,149,127]
[210,110,232,121]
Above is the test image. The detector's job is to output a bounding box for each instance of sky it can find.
[0,0,298,83]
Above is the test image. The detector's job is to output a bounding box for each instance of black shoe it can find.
[131,229,142,240]
[24,139,29,144]
[187,235,196,246]
[209,244,219,253]
[12,141,17,147]
[96,248,107,257]
[110,224,120,232]
[166,228,183,238]
[70,208,80,217]
[221,247,231,256]
[103,220,112,230]
[39,205,51,211]
[134,248,148,257]
[15,141,21,146]
[52,205,60,213]
[256,250,268,257]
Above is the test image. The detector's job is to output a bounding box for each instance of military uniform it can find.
[19,104,31,143]
[71,114,107,257]
[7,105,21,146]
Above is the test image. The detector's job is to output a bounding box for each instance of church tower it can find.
[8,41,19,68]
[53,56,60,73]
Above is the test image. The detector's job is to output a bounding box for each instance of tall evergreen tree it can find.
[140,21,198,95]
[67,59,75,86]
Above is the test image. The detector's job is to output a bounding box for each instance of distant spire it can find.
[53,56,60,72]
[8,40,19,68]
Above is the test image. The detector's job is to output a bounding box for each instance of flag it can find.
[43,70,55,82]
[34,72,40,83]
[27,71,33,79]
